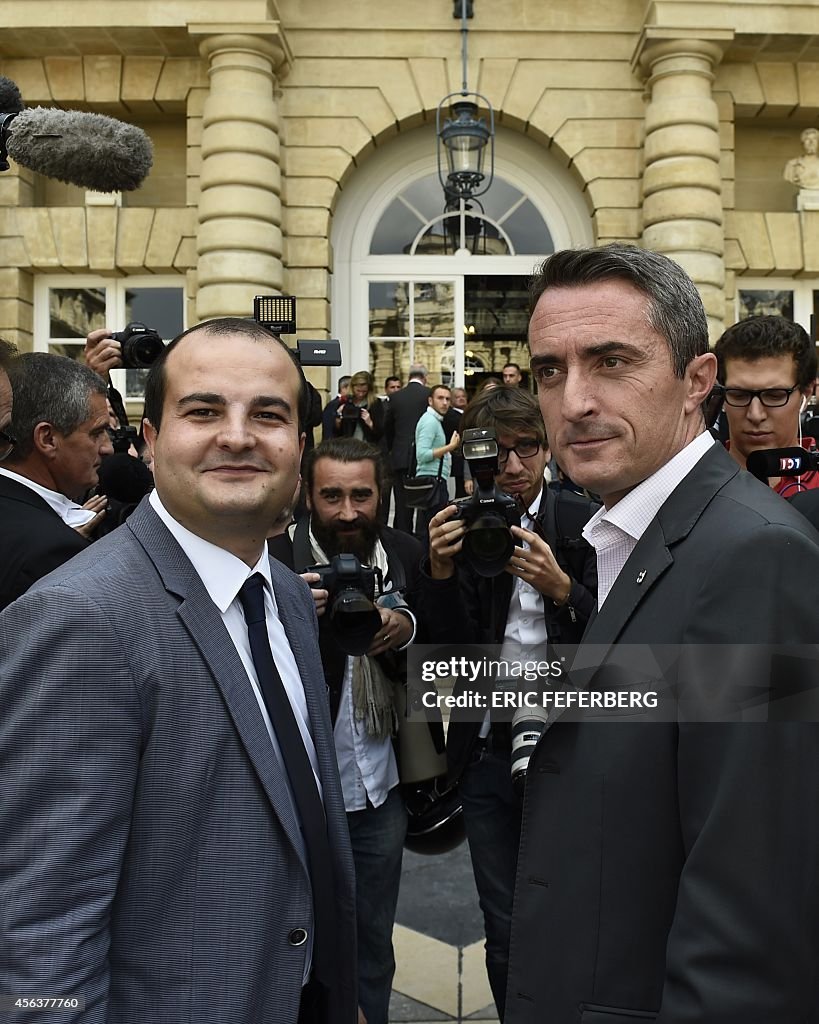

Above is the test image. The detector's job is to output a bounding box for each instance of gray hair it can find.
[529,243,709,378]
[408,364,428,381]
[6,352,107,461]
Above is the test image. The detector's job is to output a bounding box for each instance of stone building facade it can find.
[1,0,818,399]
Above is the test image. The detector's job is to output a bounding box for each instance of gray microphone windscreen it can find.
[0,76,24,114]
[5,107,153,192]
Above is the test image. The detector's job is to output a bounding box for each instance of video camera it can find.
[253,295,342,368]
[746,446,819,482]
[306,553,385,656]
[451,427,521,577]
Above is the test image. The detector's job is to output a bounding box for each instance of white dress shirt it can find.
[480,493,548,738]
[149,490,322,796]
[333,662,399,812]
[582,431,715,608]
[0,466,96,526]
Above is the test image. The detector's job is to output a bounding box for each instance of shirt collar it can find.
[0,466,95,526]
[426,407,444,422]
[149,489,271,612]
[584,431,715,545]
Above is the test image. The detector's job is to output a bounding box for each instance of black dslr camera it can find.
[451,427,520,577]
[110,321,165,369]
[306,554,384,656]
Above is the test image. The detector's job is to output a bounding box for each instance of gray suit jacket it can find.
[506,444,819,1024]
[0,500,357,1024]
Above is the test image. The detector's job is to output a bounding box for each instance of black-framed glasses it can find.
[0,427,17,461]
[497,439,541,465]
[718,384,800,408]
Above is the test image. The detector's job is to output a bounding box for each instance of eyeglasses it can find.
[0,427,17,462]
[718,385,801,408]
[497,439,541,465]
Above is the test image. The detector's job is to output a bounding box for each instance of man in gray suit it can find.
[0,319,356,1023]
[502,245,819,1023]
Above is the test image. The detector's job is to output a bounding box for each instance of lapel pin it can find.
[636,570,647,584]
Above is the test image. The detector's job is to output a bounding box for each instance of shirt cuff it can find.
[394,608,417,649]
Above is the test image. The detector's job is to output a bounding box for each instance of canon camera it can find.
[451,427,521,577]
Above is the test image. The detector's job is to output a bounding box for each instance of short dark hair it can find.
[0,337,17,372]
[302,437,389,496]
[462,384,547,445]
[503,362,521,373]
[385,375,402,389]
[429,384,451,398]
[715,316,817,389]
[529,243,709,378]
[6,352,107,461]
[144,318,310,433]
[337,375,352,392]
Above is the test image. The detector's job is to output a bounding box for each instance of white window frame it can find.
[34,274,185,353]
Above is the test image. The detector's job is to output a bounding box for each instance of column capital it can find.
[190,25,291,78]
[632,28,733,81]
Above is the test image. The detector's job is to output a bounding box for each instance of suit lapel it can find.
[544,443,740,728]
[126,501,311,866]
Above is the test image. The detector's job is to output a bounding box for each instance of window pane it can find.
[369,282,408,338]
[369,172,552,256]
[124,286,184,339]
[738,289,794,320]
[413,282,454,338]
[369,340,411,388]
[49,288,106,339]
[122,287,184,399]
[47,343,86,360]
[464,275,532,388]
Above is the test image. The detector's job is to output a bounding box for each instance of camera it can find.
[306,553,384,656]
[110,321,165,370]
[339,395,362,421]
[107,424,139,455]
[451,427,521,577]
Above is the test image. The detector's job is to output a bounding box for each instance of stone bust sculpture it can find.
[784,127,819,189]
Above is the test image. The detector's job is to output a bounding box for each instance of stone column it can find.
[634,32,730,340]
[192,30,289,321]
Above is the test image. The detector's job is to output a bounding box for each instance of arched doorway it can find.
[331,124,593,393]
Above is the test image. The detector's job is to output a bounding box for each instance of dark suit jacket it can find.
[789,488,819,530]
[384,381,430,471]
[0,473,88,610]
[418,485,598,782]
[0,500,357,1024]
[506,443,819,1024]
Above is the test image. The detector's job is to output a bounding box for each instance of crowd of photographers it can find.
[0,279,818,1024]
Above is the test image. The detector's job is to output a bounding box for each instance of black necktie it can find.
[238,573,336,985]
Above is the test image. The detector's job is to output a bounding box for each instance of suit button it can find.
[288,927,308,947]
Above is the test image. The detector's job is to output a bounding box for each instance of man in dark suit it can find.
[322,374,351,441]
[270,437,426,1024]
[504,244,819,1023]
[0,352,112,610]
[384,364,429,532]
[0,319,356,1023]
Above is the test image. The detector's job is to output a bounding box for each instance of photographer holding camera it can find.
[418,385,597,1019]
[334,369,386,445]
[268,437,427,1024]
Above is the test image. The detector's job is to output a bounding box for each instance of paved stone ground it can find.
[389,840,499,1024]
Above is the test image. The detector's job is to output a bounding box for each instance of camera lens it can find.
[123,332,165,370]
[329,590,382,656]
[462,513,516,578]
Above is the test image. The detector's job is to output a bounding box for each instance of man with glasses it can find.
[714,315,818,497]
[420,386,597,1019]
[0,352,113,611]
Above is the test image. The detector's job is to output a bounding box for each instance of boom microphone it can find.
[746,446,819,482]
[0,76,152,192]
